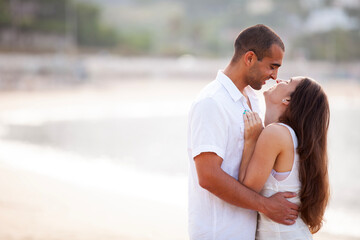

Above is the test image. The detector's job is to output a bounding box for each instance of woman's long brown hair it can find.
[279,77,330,233]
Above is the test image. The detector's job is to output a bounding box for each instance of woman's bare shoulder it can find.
[260,123,293,146]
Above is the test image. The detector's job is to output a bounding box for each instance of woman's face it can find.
[264,76,303,105]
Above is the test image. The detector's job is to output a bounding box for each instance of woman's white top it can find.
[271,169,290,181]
[256,123,313,240]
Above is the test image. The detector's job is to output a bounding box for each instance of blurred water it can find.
[3,116,188,175]
[325,96,360,236]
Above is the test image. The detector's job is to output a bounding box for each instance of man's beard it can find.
[247,73,263,90]
[247,65,263,90]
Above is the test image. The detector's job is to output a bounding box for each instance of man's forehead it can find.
[264,44,284,63]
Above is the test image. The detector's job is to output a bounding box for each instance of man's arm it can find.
[190,99,298,224]
[195,152,299,225]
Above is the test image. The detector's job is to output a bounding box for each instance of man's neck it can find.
[223,64,248,95]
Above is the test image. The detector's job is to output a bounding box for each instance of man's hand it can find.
[261,192,299,225]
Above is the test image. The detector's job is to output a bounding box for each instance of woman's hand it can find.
[239,110,264,182]
[243,110,263,144]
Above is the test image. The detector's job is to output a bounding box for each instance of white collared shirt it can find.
[187,70,263,240]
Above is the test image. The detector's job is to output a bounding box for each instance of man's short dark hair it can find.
[232,24,284,62]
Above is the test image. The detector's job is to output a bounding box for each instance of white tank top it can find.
[256,123,313,240]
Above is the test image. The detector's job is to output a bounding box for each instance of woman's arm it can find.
[238,111,263,182]
[240,124,288,192]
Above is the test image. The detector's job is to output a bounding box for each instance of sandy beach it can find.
[0,162,187,240]
[0,74,359,240]
[0,160,358,240]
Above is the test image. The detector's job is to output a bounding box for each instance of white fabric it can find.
[256,123,313,240]
[187,70,263,240]
[271,169,291,181]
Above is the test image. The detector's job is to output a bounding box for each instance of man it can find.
[187,24,299,240]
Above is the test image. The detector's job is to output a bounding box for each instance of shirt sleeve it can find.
[189,98,228,160]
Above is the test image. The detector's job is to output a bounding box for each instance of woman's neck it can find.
[264,105,282,126]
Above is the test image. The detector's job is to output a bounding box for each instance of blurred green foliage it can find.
[98,0,360,61]
[0,0,118,48]
[0,0,359,61]
[75,2,118,47]
[0,1,11,26]
[294,29,360,61]
[117,30,152,55]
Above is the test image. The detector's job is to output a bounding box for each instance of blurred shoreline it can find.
[0,54,359,91]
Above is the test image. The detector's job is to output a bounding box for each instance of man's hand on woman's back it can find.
[261,192,299,225]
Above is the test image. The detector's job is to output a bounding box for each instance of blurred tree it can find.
[3,0,68,33]
[293,28,360,62]
[75,2,118,47]
[0,0,359,60]
[116,30,152,55]
[0,0,11,28]
[0,0,118,50]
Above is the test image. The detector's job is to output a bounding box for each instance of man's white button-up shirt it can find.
[187,70,263,240]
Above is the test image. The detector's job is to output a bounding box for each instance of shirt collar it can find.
[244,84,257,99]
[216,70,249,102]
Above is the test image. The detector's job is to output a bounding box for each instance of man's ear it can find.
[243,51,257,66]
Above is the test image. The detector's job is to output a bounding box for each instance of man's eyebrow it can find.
[271,63,281,67]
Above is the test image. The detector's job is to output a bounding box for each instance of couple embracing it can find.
[187,24,329,240]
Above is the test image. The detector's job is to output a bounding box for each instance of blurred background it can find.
[0,0,359,239]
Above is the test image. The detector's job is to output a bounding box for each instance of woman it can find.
[238,76,330,239]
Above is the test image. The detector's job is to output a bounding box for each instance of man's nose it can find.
[270,69,278,80]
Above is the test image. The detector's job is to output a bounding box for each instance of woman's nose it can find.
[276,79,284,84]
